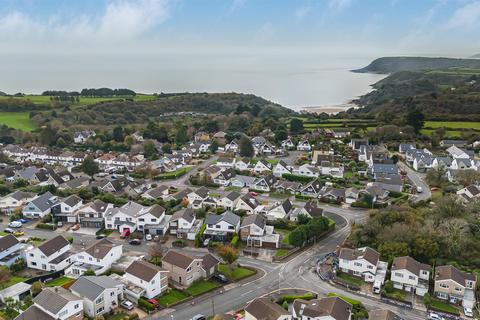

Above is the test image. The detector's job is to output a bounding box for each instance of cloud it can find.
[446,1,480,29]
[295,6,312,20]
[227,0,247,15]
[253,22,276,42]
[328,0,353,11]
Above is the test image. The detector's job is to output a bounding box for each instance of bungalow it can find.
[124,260,169,299]
[368,164,399,178]
[51,195,83,223]
[70,276,124,318]
[213,168,236,186]
[74,130,96,143]
[224,140,239,153]
[281,138,295,149]
[273,160,292,177]
[350,138,368,151]
[0,190,35,214]
[274,180,301,194]
[292,296,352,320]
[251,175,277,192]
[162,250,220,287]
[372,174,403,193]
[235,194,261,215]
[345,187,360,204]
[446,145,474,159]
[234,158,250,171]
[230,175,256,189]
[267,198,293,220]
[216,191,241,211]
[297,140,311,151]
[0,235,23,267]
[338,246,382,282]
[245,297,292,320]
[432,157,452,169]
[141,185,170,201]
[204,211,241,241]
[299,179,323,197]
[26,235,74,272]
[58,176,90,190]
[320,187,346,203]
[399,143,416,154]
[440,139,467,148]
[450,158,473,170]
[390,256,430,296]
[217,157,236,168]
[412,156,434,172]
[22,191,58,219]
[187,187,210,207]
[434,265,476,308]
[239,214,280,248]
[457,185,480,202]
[290,200,324,220]
[66,238,122,277]
[292,164,319,178]
[253,160,273,174]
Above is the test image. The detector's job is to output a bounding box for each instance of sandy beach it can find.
[301,102,359,115]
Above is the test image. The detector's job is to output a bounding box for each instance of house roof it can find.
[144,185,169,199]
[466,185,480,196]
[145,204,166,218]
[30,192,56,212]
[292,297,352,320]
[194,186,210,198]
[391,256,431,276]
[241,214,266,229]
[239,194,260,209]
[0,234,19,251]
[125,260,167,282]
[435,265,476,286]
[163,250,198,269]
[205,211,240,226]
[15,305,54,320]
[339,247,380,266]
[171,208,195,224]
[245,297,290,320]
[33,287,80,315]
[84,238,118,259]
[304,200,324,217]
[368,309,402,320]
[225,191,241,201]
[201,253,220,270]
[70,276,122,301]
[38,236,70,257]
[8,190,35,201]
[63,195,82,207]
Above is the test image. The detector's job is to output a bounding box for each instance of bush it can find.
[279,293,315,303]
[138,297,155,312]
[37,223,56,230]
[230,234,239,248]
[172,240,186,247]
[42,214,52,223]
[9,259,26,273]
[195,223,206,247]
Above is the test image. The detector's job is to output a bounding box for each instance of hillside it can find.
[350,69,480,120]
[31,92,295,127]
[353,56,480,74]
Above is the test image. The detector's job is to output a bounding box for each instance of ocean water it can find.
[0,53,385,111]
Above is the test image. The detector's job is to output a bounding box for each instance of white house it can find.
[204,211,240,242]
[390,256,431,296]
[252,160,272,174]
[187,187,210,207]
[234,159,250,171]
[0,235,23,267]
[297,140,311,151]
[66,238,122,277]
[235,194,262,215]
[266,199,293,220]
[446,145,473,159]
[217,157,236,168]
[22,192,58,219]
[338,247,382,283]
[70,276,124,318]
[0,190,35,214]
[74,130,96,144]
[124,260,169,299]
[26,235,73,272]
[457,185,480,202]
[251,175,277,192]
[239,214,280,249]
[169,208,197,240]
[216,191,241,211]
[77,200,113,229]
[213,168,235,186]
[281,138,295,149]
[51,195,83,223]
[292,164,319,178]
[273,161,292,177]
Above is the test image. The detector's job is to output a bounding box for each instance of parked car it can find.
[203,238,211,247]
[4,228,14,233]
[8,221,22,228]
[96,235,106,240]
[464,307,474,318]
[249,191,258,196]
[191,315,206,320]
[17,219,29,224]
[121,300,134,310]
[213,273,228,283]
[129,239,141,245]
[147,299,159,309]
[57,221,63,227]
[416,186,423,193]
[13,231,24,237]
[428,312,444,320]
[145,234,152,241]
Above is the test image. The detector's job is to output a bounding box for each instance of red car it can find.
[249,191,258,196]
[147,299,159,309]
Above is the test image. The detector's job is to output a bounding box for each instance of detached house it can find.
[22,191,58,219]
[26,235,73,272]
[204,211,240,241]
[124,260,169,299]
[213,168,236,186]
[390,256,431,296]
[51,195,83,223]
[0,235,23,267]
[187,187,210,208]
[253,160,273,174]
[70,276,124,318]
[338,247,383,283]
[77,200,113,229]
[273,160,292,177]
[434,265,476,308]
[267,198,293,220]
[297,140,312,151]
[162,250,220,287]
[239,214,280,248]
[141,185,170,201]
[292,296,352,320]
[251,174,277,192]
[299,179,323,197]
[216,191,241,211]
[66,238,122,277]
[169,208,200,240]
[245,297,291,320]
[0,190,35,214]
[217,157,236,168]
[235,194,262,215]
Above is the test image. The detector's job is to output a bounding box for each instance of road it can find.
[398,161,431,202]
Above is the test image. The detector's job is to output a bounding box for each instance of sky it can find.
[0,0,479,105]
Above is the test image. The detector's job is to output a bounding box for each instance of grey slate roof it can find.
[171,208,195,223]
[241,214,266,229]
[30,192,56,212]
[0,234,19,251]
[33,287,80,315]
[15,305,54,320]
[38,235,70,257]
[63,195,82,207]
[70,276,122,301]
[8,190,35,201]
[205,211,240,226]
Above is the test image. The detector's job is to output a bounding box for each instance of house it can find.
[213,131,227,145]
[124,260,169,299]
[22,191,58,218]
[432,157,452,169]
[235,193,261,215]
[345,187,360,204]
[253,160,273,174]
[77,200,113,229]
[230,175,256,188]
[224,140,239,153]
[350,138,368,151]
[299,179,323,197]
[169,208,198,240]
[16,287,83,320]
[213,168,236,186]
[51,195,83,223]
[332,129,350,139]
[281,138,295,149]
[132,131,144,142]
[162,250,220,287]
[0,282,31,304]
[446,145,474,159]
[216,191,241,211]
[292,164,319,178]
[320,187,346,203]
[66,238,122,277]
[239,214,280,248]
[368,309,402,320]
[440,139,467,148]
[450,158,473,170]
[274,180,301,194]
[70,276,124,318]
[187,187,210,207]
[292,296,352,320]
[204,211,241,241]
[0,190,35,214]
[251,174,277,192]
[372,174,403,193]
[390,256,431,296]
[217,157,236,168]
[58,176,90,190]
[289,200,324,221]
[267,198,293,220]
[434,265,476,308]
[0,235,23,267]
[273,160,292,177]
[26,235,74,272]
[234,158,250,171]
[338,247,382,282]
[412,156,434,172]
[245,297,292,320]
[457,185,480,202]
[141,185,170,201]
[251,136,267,149]
[399,143,416,154]
[297,140,311,151]
[74,130,96,143]
[368,164,399,178]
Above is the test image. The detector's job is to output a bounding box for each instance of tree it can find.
[175,126,188,145]
[239,136,254,158]
[297,214,312,225]
[274,128,288,142]
[218,245,239,270]
[143,141,158,160]
[56,137,66,148]
[0,266,12,288]
[81,156,99,176]
[455,169,480,187]
[39,125,57,146]
[204,120,219,133]
[290,118,304,134]
[404,108,425,134]
[288,226,307,247]
[426,166,448,187]
[378,242,410,263]
[423,292,432,308]
[112,126,124,142]
[124,135,135,147]
[209,140,219,153]
[162,143,172,154]
[149,242,163,266]
[31,281,42,296]
[83,268,95,276]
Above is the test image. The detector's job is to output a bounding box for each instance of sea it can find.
[0,52,386,111]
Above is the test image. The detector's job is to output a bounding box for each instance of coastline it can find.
[301,102,359,115]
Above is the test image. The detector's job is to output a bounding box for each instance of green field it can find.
[424,121,480,129]
[420,129,462,137]
[427,68,480,76]
[0,112,36,131]
[44,276,74,287]
[218,264,256,281]
[0,94,156,107]
[156,288,190,307]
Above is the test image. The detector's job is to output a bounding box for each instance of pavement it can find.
[397,161,431,202]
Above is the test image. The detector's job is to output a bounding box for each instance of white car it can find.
[145,234,152,241]
[8,221,22,228]
[191,315,206,320]
[121,300,134,310]
[464,307,474,318]
[428,312,443,320]
[416,186,423,193]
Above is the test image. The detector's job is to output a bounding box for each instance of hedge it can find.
[282,173,315,183]
[279,293,315,303]
[195,223,206,247]
[138,297,155,312]
[36,223,56,230]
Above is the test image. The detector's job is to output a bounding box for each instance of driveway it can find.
[397,161,431,202]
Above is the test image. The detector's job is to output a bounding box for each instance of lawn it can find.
[0,112,36,131]
[154,166,193,180]
[44,276,74,287]
[275,228,291,245]
[218,264,256,281]
[383,288,407,302]
[429,299,460,315]
[420,129,462,137]
[274,249,291,258]
[156,288,190,307]
[0,276,28,289]
[326,293,361,305]
[185,280,220,296]
[336,272,363,286]
[424,121,480,130]
[105,313,133,320]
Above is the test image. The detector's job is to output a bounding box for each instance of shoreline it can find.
[301,102,359,115]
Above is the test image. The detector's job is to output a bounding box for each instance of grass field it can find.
[156,288,190,307]
[429,299,460,315]
[44,276,74,287]
[0,94,156,106]
[424,121,480,129]
[185,280,219,296]
[427,68,480,75]
[336,272,363,286]
[0,112,36,131]
[0,276,28,289]
[218,264,256,281]
[421,129,462,137]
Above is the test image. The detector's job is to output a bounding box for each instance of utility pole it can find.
[211,299,215,316]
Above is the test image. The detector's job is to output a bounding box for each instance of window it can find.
[187,267,192,272]
[96,297,103,304]
[354,262,362,267]
[75,303,80,309]
[455,287,462,292]
[440,283,449,289]
[367,265,374,270]
[408,275,415,280]
[29,253,34,257]
[110,292,115,297]
[394,272,403,278]
[139,218,145,222]
[151,218,157,222]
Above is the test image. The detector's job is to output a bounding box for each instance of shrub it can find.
[172,240,186,247]
[37,223,56,230]
[230,234,239,248]
[195,223,206,247]
[9,259,26,273]
[282,173,315,183]
[138,297,155,312]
